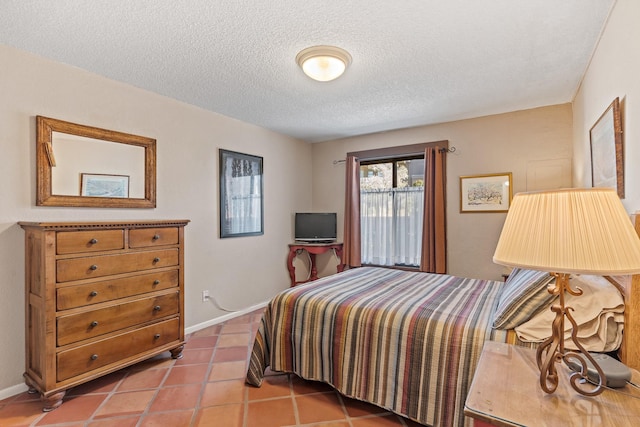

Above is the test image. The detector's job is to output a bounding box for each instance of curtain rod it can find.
[332,146,456,165]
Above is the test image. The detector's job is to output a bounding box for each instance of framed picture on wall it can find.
[219,149,264,238]
[460,173,512,213]
[590,97,624,198]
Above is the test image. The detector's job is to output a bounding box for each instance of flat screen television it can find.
[294,212,337,243]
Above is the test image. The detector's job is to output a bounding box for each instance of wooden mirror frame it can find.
[36,116,156,208]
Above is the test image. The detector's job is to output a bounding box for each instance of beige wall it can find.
[311,104,573,280]
[0,44,312,394]
[573,0,640,213]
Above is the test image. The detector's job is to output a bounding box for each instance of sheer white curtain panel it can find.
[360,187,423,266]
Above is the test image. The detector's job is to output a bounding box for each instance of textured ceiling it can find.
[0,1,615,143]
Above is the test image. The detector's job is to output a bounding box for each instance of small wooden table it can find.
[287,242,345,286]
[465,341,640,426]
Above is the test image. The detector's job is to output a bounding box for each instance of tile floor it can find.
[0,309,425,426]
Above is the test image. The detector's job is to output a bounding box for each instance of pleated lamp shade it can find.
[493,188,640,275]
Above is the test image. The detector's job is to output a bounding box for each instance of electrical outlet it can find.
[202,290,209,302]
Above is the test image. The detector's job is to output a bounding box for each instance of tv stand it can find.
[287,242,345,286]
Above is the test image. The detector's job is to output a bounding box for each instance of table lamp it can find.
[493,188,640,396]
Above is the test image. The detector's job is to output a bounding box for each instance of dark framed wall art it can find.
[219,149,264,238]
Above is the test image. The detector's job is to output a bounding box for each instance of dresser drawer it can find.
[57,230,124,255]
[57,318,180,381]
[57,292,179,346]
[57,270,179,310]
[56,249,179,282]
[130,227,179,248]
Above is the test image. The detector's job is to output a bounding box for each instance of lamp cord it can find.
[577,377,640,400]
[605,381,640,400]
[209,295,242,313]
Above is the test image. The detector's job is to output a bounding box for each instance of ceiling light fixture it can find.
[296,45,352,82]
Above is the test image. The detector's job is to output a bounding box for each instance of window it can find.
[360,156,425,267]
[343,141,447,273]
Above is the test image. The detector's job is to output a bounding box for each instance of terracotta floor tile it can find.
[213,346,248,362]
[117,368,169,392]
[296,392,348,425]
[93,390,156,418]
[67,371,127,396]
[200,379,246,406]
[221,322,252,334]
[208,360,247,381]
[217,332,252,347]
[127,354,176,372]
[189,324,223,337]
[0,400,46,426]
[37,394,106,425]
[175,347,214,366]
[301,422,351,427]
[350,414,406,426]
[247,373,291,401]
[194,403,243,427]
[139,409,194,426]
[186,335,218,349]
[342,396,389,418]
[225,313,255,324]
[148,383,202,412]
[86,416,141,427]
[163,364,209,385]
[292,376,336,395]
[4,391,41,404]
[246,397,297,427]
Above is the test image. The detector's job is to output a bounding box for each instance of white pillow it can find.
[515,274,624,352]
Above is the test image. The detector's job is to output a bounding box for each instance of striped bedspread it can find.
[246,267,506,427]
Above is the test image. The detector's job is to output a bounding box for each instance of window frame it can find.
[360,154,424,189]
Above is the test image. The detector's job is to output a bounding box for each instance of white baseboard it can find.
[185,300,269,334]
[0,383,29,401]
[0,301,269,402]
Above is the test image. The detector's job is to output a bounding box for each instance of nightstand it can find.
[465,341,640,426]
[287,242,345,286]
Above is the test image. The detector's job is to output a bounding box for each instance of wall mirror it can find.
[36,116,156,208]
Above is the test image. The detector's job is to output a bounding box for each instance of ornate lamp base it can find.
[535,272,606,396]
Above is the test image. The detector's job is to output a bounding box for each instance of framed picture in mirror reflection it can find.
[81,173,130,198]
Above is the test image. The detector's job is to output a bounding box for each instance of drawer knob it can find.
[90,354,99,360]
[90,264,98,271]
[90,321,99,327]
[154,333,161,339]
[153,280,160,285]
[89,291,98,297]
[89,238,98,244]
[153,234,161,240]
[153,257,160,263]
[153,305,161,311]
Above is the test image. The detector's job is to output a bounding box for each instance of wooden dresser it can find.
[19,220,189,411]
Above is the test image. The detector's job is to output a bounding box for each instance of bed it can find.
[246,215,640,427]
